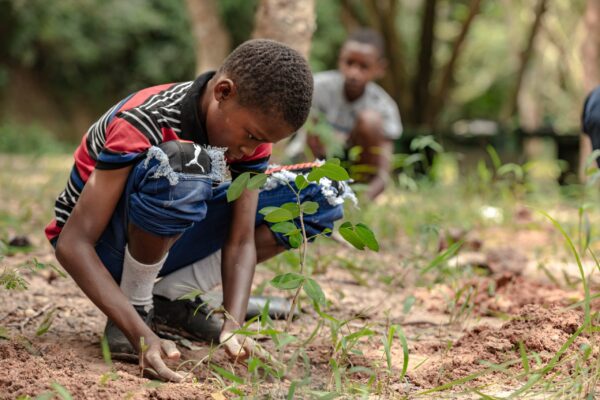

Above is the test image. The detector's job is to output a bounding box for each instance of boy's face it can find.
[205,77,293,160]
[338,41,385,101]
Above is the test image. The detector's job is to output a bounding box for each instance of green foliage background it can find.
[0,0,591,148]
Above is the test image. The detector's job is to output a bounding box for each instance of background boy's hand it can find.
[141,335,184,382]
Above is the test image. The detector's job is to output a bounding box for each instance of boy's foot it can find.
[103,304,154,362]
[153,295,223,343]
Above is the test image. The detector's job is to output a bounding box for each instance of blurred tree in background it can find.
[0,0,594,145]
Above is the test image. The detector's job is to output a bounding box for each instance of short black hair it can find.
[346,28,386,59]
[218,39,313,131]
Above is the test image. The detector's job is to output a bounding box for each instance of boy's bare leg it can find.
[256,224,285,263]
[350,110,392,200]
[127,223,180,264]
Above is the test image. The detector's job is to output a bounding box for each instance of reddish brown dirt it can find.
[0,227,591,399]
[408,304,591,388]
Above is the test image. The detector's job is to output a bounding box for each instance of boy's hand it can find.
[141,335,184,382]
[219,330,271,362]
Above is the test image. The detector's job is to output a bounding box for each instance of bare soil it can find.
[0,156,598,399]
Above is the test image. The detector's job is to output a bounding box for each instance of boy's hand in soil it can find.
[219,330,271,362]
[141,334,184,382]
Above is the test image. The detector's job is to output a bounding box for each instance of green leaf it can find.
[518,341,530,374]
[395,325,410,382]
[0,326,10,340]
[271,273,304,290]
[247,173,268,189]
[51,382,73,400]
[421,241,463,274]
[295,175,308,190]
[264,208,294,223]
[402,295,416,314]
[355,223,379,251]
[319,162,350,181]
[288,233,303,248]
[270,222,298,234]
[301,201,319,215]
[100,335,112,366]
[226,172,250,202]
[36,308,56,336]
[339,222,365,250]
[211,364,244,384]
[281,203,301,218]
[259,206,279,215]
[307,168,325,182]
[303,278,326,305]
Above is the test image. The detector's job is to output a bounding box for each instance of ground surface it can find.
[0,155,599,399]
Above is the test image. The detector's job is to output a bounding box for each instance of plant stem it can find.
[286,187,309,331]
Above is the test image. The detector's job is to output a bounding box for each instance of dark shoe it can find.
[246,296,299,320]
[103,304,154,363]
[153,295,223,343]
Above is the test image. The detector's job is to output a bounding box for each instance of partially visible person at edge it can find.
[305,28,402,201]
[46,39,352,382]
[581,85,600,179]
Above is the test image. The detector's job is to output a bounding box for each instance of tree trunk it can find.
[185,0,231,73]
[252,0,316,59]
[582,0,600,93]
[340,0,370,28]
[364,0,410,118]
[427,0,483,128]
[503,0,548,121]
[412,0,437,125]
[580,0,600,181]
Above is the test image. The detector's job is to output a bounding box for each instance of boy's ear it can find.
[214,78,237,102]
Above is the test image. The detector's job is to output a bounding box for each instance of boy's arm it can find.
[55,167,182,382]
[365,140,393,200]
[220,187,259,333]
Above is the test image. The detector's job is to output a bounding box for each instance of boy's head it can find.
[203,39,313,160]
[338,29,387,101]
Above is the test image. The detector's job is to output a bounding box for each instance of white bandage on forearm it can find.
[120,245,167,306]
[152,250,222,301]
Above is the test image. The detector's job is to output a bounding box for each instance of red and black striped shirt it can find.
[45,72,271,241]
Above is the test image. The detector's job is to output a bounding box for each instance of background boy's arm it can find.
[365,140,393,200]
[221,188,259,333]
[55,167,182,381]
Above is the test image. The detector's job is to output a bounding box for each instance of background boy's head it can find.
[338,29,387,100]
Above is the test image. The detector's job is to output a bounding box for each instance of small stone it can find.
[8,236,31,247]
[24,308,35,317]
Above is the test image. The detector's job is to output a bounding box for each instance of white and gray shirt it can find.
[312,70,403,140]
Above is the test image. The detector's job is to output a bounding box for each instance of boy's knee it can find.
[260,176,353,249]
[354,110,385,141]
[128,142,219,237]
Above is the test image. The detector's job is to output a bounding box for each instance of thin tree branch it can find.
[428,0,483,128]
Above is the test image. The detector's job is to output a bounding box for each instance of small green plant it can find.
[0,257,66,291]
[228,159,379,330]
[222,159,380,396]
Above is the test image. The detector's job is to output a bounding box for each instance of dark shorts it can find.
[92,142,347,282]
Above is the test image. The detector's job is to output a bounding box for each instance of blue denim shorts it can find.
[93,143,348,282]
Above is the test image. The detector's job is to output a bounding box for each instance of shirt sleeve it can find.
[95,117,151,170]
[583,86,600,135]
